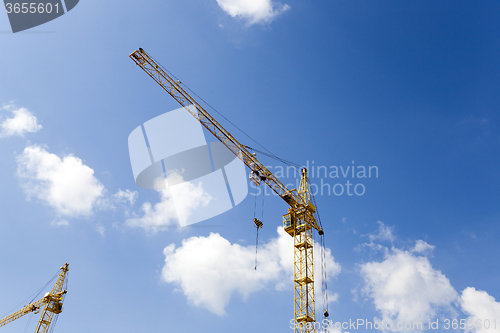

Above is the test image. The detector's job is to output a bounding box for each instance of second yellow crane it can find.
[0,263,69,333]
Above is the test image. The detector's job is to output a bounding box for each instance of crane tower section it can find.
[284,169,317,330]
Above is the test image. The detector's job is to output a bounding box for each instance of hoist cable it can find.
[310,186,328,317]
[310,191,323,231]
[254,189,265,270]
[320,234,329,316]
[261,189,265,221]
[147,51,282,164]
[22,312,33,333]
[245,146,302,168]
[254,227,259,271]
[48,314,59,333]
[253,193,257,219]
[29,271,58,303]
[0,270,59,320]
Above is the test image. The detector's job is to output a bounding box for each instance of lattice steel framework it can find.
[129,48,309,208]
[0,263,69,333]
[292,169,316,333]
[129,48,323,332]
[34,263,69,333]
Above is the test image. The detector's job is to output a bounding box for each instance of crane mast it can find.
[130,48,324,333]
[0,263,69,333]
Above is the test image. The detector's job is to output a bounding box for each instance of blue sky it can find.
[1,1,499,332]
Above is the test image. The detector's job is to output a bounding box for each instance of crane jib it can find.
[129,48,324,222]
[130,48,326,333]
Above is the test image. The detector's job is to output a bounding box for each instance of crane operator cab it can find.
[283,211,296,236]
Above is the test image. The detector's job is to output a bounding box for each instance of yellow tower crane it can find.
[129,48,327,333]
[0,263,69,333]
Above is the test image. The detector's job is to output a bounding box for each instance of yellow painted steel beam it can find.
[293,169,316,333]
[0,298,45,328]
[0,263,69,333]
[129,48,322,235]
[129,48,322,333]
[35,263,69,333]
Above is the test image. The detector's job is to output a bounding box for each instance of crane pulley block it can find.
[253,218,263,229]
[249,170,261,186]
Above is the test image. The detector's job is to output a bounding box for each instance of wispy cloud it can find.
[113,189,138,206]
[51,219,69,227]
[356,221,395,254]
[411,239,435,255]
[369,221,396,243]
[0,104,42,138]
[216,0,290,25]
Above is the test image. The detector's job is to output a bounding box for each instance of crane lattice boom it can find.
[130,48,324,333]
[0,263,69,333]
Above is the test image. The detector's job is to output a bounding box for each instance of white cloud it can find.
[359,221,500,332]
[460,287,500,333]
[411,240,435,255]
[216,0,290,25]
[17,145,105,217]
[0,105,42,137]
[125,188,179,231]
[95,225,106,236]
[51,219,69,227]
[93,189,138,216]
[161,227,340,315]
[357,221,395,254]
[113,189,138,206]
[360,248,458,330]
[125,174,212,232]
[369,221,396,243]
[329,291,339,303]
